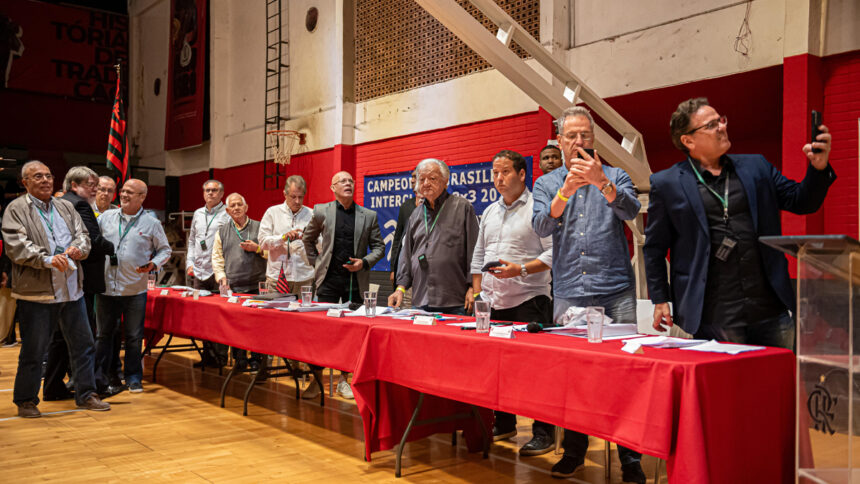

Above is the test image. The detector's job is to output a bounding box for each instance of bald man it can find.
[96,178,171,394]
[301,171,385,399]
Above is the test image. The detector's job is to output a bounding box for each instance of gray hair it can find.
[202,179,224,191]
[670,97,710,153]
[285,175,307,195]
[416,158,449,183]
[99,175,116,186]
[63,166,98,192]
[21,160,48,179]
[225,192,247,205]
[555,106,595,134]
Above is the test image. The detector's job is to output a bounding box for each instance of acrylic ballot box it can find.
[761,235,860,483]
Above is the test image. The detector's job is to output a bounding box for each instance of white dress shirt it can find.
[185,202,228,280]
[258,203,315,282]
[470,189,553,310]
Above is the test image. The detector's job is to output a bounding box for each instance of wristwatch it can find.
[600,180,614,195]
[520,264,528,277]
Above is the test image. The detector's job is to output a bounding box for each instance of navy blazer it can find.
[643,154,836,335]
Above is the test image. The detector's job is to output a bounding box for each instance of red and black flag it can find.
[106,75,129,194]
[276,264,291,294]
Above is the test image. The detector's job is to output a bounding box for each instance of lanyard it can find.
[232,220,246,241]
[118,213,141,247]
[688,159,730,222]
[423,203,443,237]
[203,206,221,236]
[36,204,55,236]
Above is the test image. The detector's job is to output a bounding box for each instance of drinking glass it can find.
[364,291,377,318]
[301,285,313,307]
[586,306,605,343]
[474,300,491,333]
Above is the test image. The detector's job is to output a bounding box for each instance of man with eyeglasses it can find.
[186,179,229,368]
[531,106,645,482]
[302,171,385,399]
[644,97,836,348]
[2,161,110,417]
[42,167,119,402]
[388,158,479,314]
[96,179,171,394]
[92,176,118,217]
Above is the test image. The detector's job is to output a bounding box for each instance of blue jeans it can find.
[95,292,147,387]
[14,298,96,406]
[553,287,642,465]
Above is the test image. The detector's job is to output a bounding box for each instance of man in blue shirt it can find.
[96,178,171,394]
[532,106,645,483]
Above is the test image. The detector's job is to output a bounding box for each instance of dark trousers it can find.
[311,292,363,375]
[95,293,147,387]
[227,288,266,365]
[695,311,794,350]
[43,292,103,397]
[195,275,228,363]
[14,298,96,407]
[490,295,554,437]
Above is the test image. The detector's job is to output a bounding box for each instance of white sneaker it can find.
[337,379,354,400]
[301,376,321,400]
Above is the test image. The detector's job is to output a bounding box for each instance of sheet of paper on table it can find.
[448,322,529,331]
[545,323,639,339]
[275,302,348,312]
[346,305,395,317]
[621,335,708,348]
[680,339,766,355]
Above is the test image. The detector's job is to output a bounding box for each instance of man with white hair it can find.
[3,161,109,416]
[258,175,315,293]
[92,176,118,217]
[388,158,479,314]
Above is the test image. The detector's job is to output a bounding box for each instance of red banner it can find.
[0,0,127,102]
[164,0,207,150]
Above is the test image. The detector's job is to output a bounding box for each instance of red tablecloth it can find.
[144,290,395,371]
[352,323,795,484]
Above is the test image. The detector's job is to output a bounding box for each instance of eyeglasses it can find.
[120,189,143,196]
[561,131,594,142]
[97,187,115,193]
[685,115,727,135]
[26,173,54,181]
[203,188,222,193]
[333,179,354,186]
[82,181,97,188]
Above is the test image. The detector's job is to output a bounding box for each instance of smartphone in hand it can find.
[811,110,823,154]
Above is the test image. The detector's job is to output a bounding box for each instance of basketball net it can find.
[267,130,300,165]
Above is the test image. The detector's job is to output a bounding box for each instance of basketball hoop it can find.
[267,130,305,165]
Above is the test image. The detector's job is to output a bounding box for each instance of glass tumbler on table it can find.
[474,300,491,333]
[147,273,157,290]
[258,281,269,295]
[586,306,605,343]
[301,285,313,307]
[364,291,377,318]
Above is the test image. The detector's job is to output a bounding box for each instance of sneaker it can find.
[551,454,584,479]
[17,401,41,418]
[336,379,354,400]
[2,341,18,348]
[77,394,110,411]
[519,432,554,456]
[492,425,517,442]
[621,462,647,484]
[301,376,321,400]
[128,381,143,393]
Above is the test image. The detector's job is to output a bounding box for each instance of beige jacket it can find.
[1,194,90,301]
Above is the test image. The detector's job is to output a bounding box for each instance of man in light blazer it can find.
[301,170,385,399]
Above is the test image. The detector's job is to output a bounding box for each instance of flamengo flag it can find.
[106,75,129,190]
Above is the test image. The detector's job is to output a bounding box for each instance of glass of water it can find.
[586,306,605,343]
[364,291,377,318]
[474,300,491,333]
[219,279,230,297]
[258,281,269,295]
[301,285,313,307]
[147,273,157,290]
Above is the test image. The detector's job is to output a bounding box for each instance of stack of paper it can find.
[680,339,766,355]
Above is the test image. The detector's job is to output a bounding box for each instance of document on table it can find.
[346,305,395,317]
[545,323,640,340]
[621,335,708,348]
[276,302,349,312]
[679,339,766,355]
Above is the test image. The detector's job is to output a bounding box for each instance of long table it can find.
[351,322,795,484]
[144,290,795,483]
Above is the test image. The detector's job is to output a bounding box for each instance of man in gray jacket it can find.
[2,161,110,417]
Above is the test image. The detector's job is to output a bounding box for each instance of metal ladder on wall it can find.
[415,0,654,298]
[263,0,289,190]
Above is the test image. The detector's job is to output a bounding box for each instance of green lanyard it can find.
[688,159,730,222]
[423,203,443,237]
[118,213,141,247]
[36,205,55,236]
[204,206,221,237]
[232,220,246,241]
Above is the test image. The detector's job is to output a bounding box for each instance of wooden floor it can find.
[0,337,664,483]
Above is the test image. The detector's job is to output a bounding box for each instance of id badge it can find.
[110,254,119,266]
[54,246,65,255]
[200,240,207,251]
[417,253,429,271]
[714,236,737,261]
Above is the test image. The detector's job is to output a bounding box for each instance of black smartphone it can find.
[576,147,595,158]
[811,110,823,154]
[418,253,429,271]
[481,260,503,272]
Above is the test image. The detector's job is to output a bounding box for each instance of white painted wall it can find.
[128,0,860,176]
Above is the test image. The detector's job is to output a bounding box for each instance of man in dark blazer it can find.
[43,167,117,400]
[643,97,835,348]
[302,170,385,399]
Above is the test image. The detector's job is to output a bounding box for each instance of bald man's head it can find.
[120,178,148,214]
[330,171,355,205]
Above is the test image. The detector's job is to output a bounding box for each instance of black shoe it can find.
[621,462,647,484]
[99,384,127,399]
[248,360,259,372]
[519,432,554,456]
[492,425,517,442]
[43,389,76,401]
[234,359,249,371]
[551,454,584,479]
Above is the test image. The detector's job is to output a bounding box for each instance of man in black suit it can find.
[43,167,117,400]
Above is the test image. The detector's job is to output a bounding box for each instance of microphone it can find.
[526,322,544,333]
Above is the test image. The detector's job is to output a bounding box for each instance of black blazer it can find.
[643,154,836,335]
[62,191,115,294]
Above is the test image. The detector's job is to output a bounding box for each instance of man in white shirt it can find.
[186,179,229,367]
[468,150,554,456]
[258,175,315,292]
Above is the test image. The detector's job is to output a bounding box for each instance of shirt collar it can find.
[427,190,449,210]
[204,202,224,215]
[688,155,733,176]
[121,207,144,221]
[336,200,356,213]
[28,194,51,211]
[499,188,529,210]
[231,216,250,230]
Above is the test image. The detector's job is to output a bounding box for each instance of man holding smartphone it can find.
[644,98,836,348]
[96,179,171,394]
[531,106,644,482]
